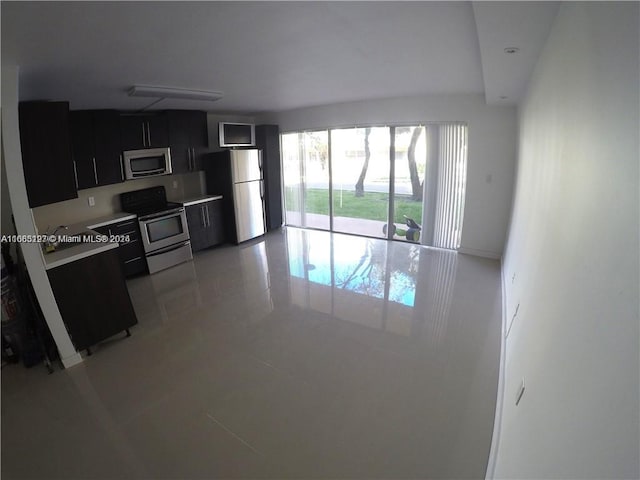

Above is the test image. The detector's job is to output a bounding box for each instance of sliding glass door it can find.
[281,123,467,251]
[331,127,390,238]
[390,126,427,243]
[281,131,330,230]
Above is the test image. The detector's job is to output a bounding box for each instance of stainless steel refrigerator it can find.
[204,149,266,244]
[230,149,265,242]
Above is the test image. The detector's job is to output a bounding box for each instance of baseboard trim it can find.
[485,259,508,479]
[458,247,502,259]
[61,351,83,369]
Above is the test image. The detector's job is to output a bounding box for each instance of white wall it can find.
[259,94,517,258]
[496,3,639,478]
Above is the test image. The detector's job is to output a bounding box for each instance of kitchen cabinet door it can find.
[206,200,225,246]
[119,115,147,151]
[120,113,169,151]
[70,111,98,190]
[70,110,124,189]
[185,200,225,253]
[146,114,169,148]
[189,111,209,171]
[47,248,137,353]
[185,204,209,252]
[168,111,208,174]
[19,101,77,207]
[255,125,283,231]
[92,219,147,277]
[93,110,124,186]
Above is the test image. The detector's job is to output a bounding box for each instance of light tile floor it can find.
[2,227,502,479]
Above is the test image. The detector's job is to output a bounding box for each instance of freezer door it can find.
[230,149,262,183]
[233,180,266,242]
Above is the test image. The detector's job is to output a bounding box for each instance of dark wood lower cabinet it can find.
[185,200,225,252]
[47,248,138,353]
[92,219,147,277]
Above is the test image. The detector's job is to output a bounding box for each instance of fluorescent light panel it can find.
[129,85,223,101]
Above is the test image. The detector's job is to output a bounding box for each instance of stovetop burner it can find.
[120,186,181,217]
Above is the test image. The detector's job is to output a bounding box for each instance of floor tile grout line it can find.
[205,413,265,457]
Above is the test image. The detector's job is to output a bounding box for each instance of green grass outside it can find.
[285,187,422,225]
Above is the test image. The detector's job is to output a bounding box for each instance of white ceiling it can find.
[1,1,559,114]
[473,2,560,105]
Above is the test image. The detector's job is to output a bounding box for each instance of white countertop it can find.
[42,213,136,270]
[179,195,223,207]
[85,212,137,229]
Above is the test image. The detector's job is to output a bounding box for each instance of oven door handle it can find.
[139,207,185,221]
[146,241,191,257]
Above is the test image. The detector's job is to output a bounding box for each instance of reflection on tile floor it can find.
[2,227,502,479]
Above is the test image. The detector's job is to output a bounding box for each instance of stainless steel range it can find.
[120,186,192,274]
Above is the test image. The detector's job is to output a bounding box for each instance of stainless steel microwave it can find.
[123,147,172,180]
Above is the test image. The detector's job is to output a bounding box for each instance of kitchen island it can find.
[42,217,138,355]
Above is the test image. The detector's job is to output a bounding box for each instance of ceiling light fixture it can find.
[128,85,224,101]
[504,47,520,54]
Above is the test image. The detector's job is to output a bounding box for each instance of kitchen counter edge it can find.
[179,195,223,207]
[42,212,137,270]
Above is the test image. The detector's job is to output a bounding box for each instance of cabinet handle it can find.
[187,147,192,171]
[124,256,143,264]
[200,205,206,227]
[205,204,211,227]
[72,160,79,189]
[141,123,146,147]
[191,147,196,170]
[92,157,98,185]
[146,122,151,146]
[120,154,125,180]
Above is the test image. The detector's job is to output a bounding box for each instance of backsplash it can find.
[32,172,204,232]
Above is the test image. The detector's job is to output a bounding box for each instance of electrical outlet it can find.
[88,196,95,207]
[172,180,178,189]
[515,378,525,405]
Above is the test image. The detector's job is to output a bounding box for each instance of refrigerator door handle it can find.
[258,150,263,173]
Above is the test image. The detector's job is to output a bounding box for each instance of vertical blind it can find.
[433,124,468,250]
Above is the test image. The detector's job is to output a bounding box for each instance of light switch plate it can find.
[88,196,95,207]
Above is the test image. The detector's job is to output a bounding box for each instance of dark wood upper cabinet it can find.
[70,110,123,189]
[168,110,209,174]
[120,113,169,151]
[18,101,78,208]
[93,110,124,185]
